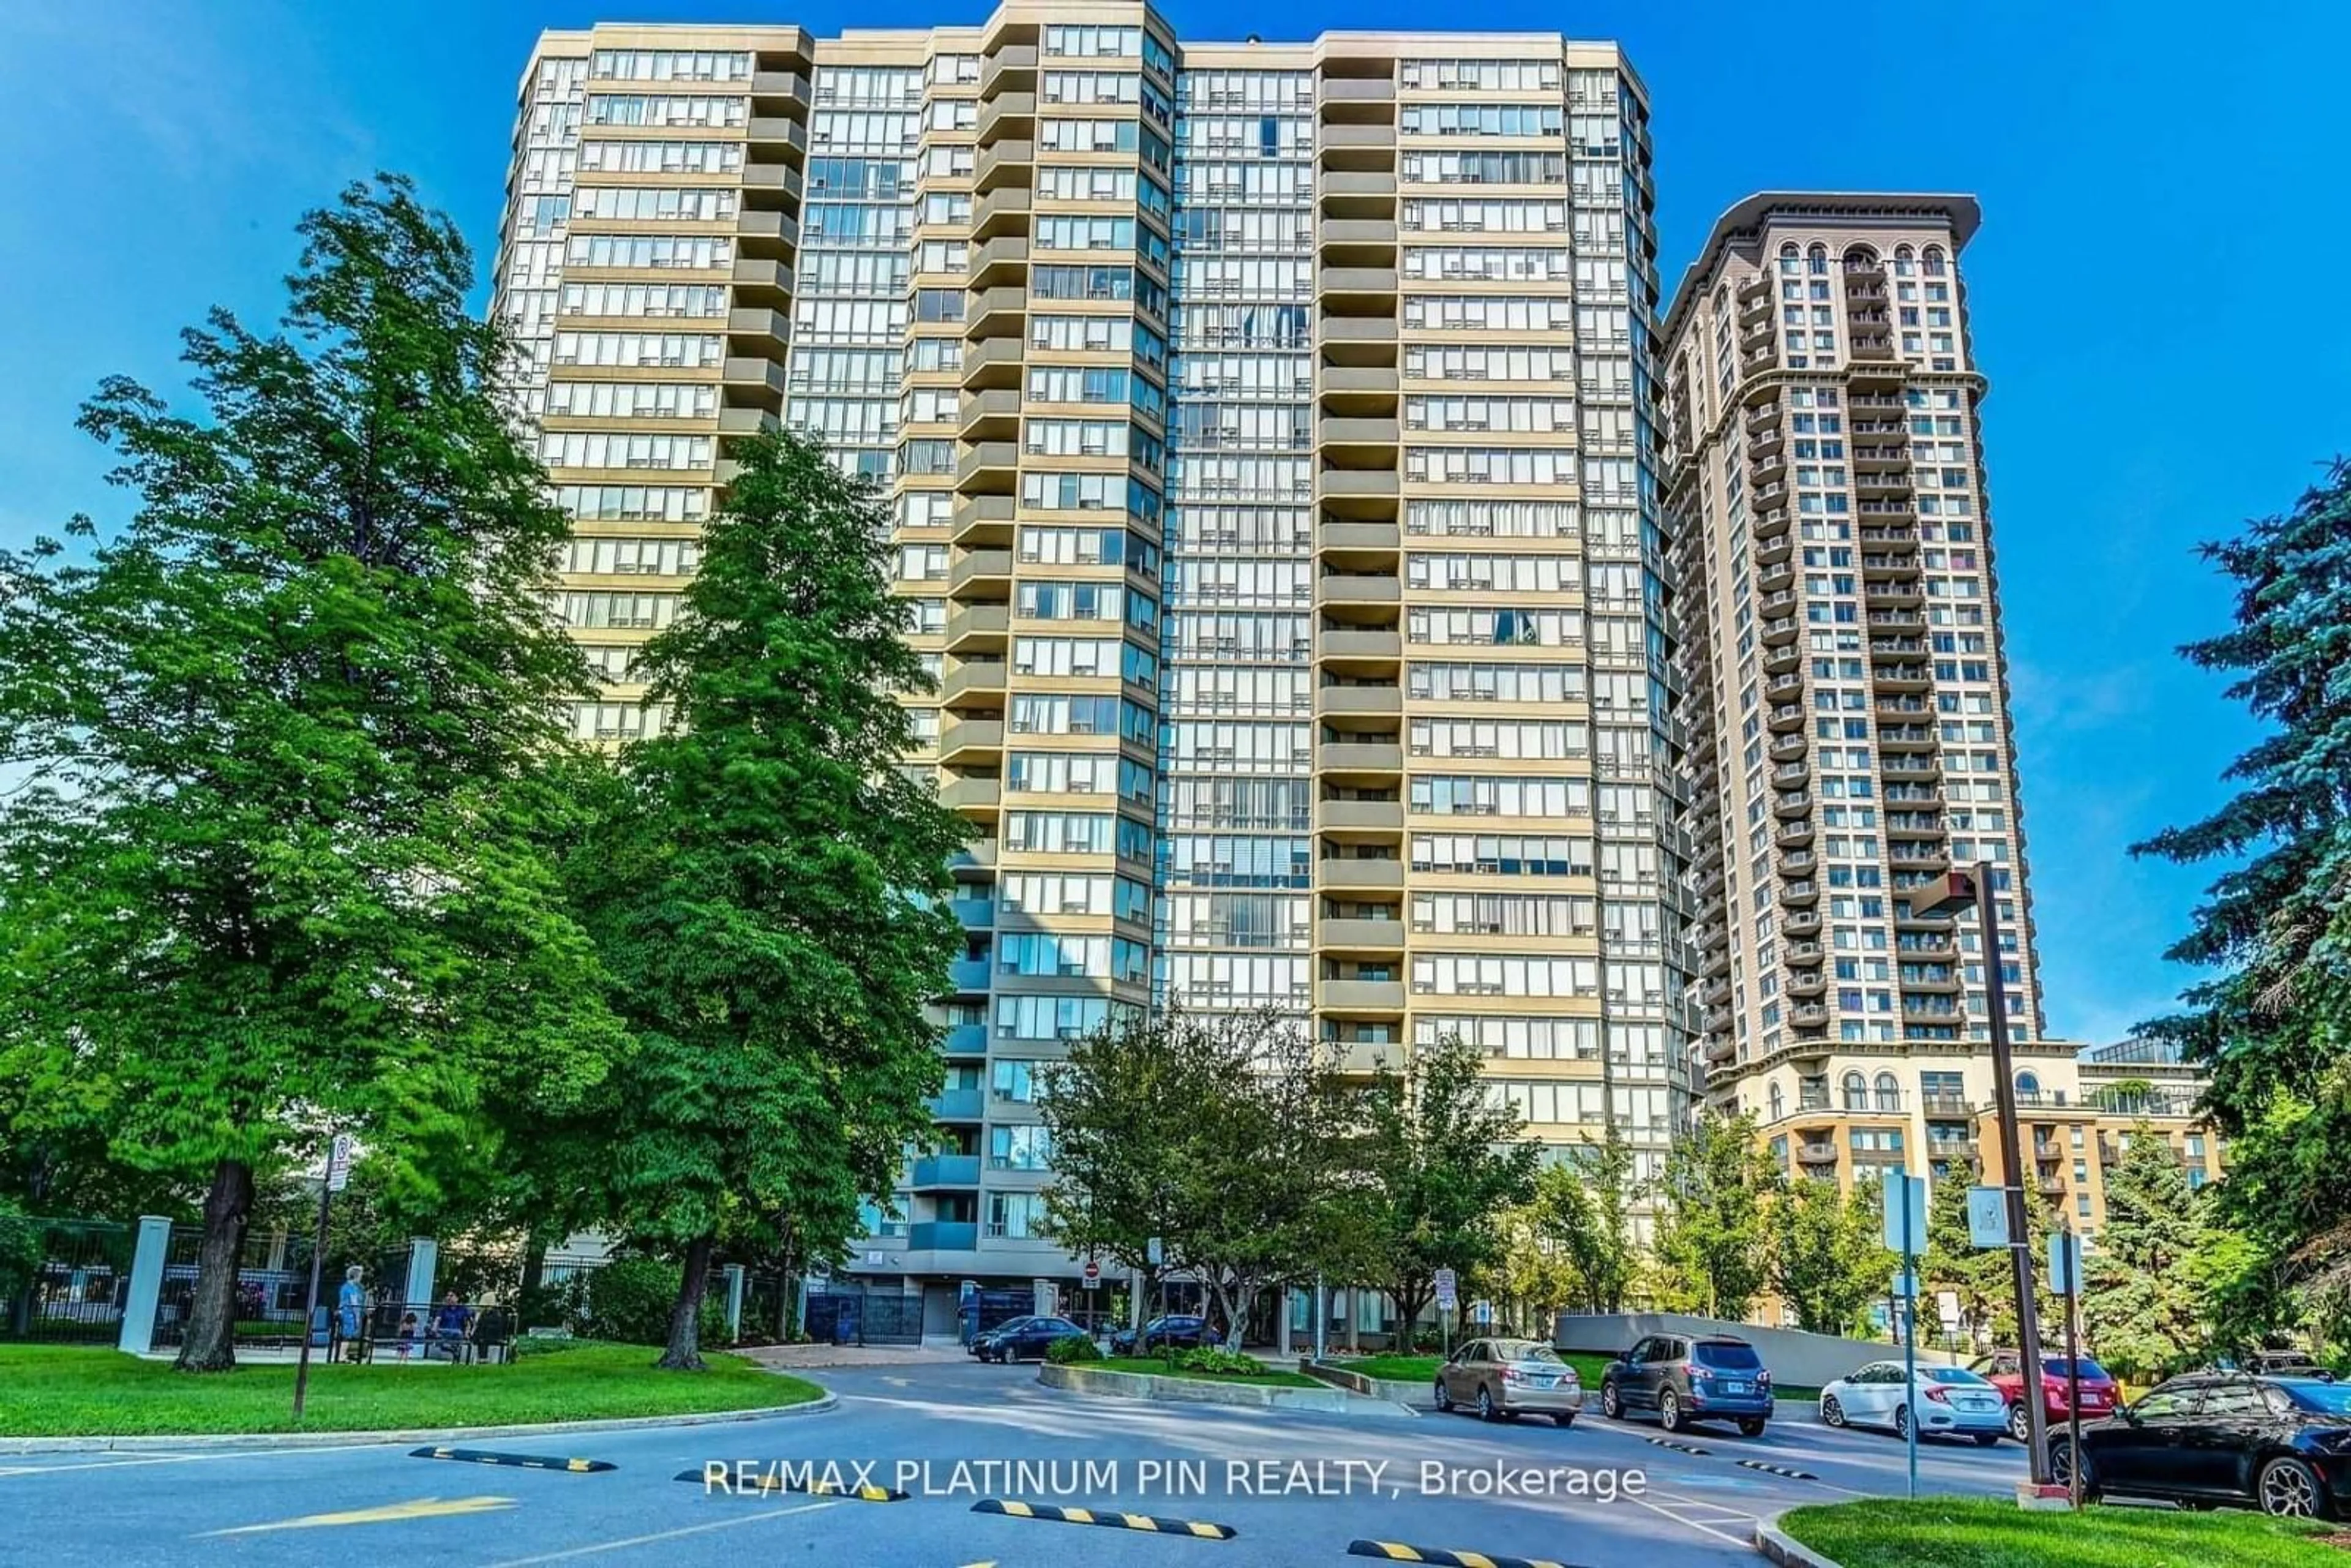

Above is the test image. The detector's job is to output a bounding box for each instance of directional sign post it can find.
[1434,1268,1458,1356]
[1883,1170,1926,1500]
[293,1132,351,1421]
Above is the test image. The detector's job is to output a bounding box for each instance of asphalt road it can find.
[0,1361,2028,1567]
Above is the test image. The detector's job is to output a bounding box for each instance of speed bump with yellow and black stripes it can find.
[1346,1538,1585,1568]
[670,1468,907,1502]
[972,1498,1236,1539]
[410,1446,613,1473]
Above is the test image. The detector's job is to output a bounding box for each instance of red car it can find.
[1970,1351,2120,1441]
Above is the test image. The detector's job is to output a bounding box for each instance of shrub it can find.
[1176,1346,1266,1377]
[0,1199,42,1302]
[560,1257,731,1347]
[1046,1333,1103,1365]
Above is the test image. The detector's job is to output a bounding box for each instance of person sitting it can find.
[394,1311,420,1362]
[429,1292,473,1360]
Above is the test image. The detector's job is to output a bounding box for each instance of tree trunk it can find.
[1205,1275,1239,1352]
[656,1234,714,1371]
[174,1158,255,1373]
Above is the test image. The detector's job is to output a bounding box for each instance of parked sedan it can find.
[979,1316,1090,1363]
[2050,1374,2351,1518]
[1109,1315,1222,1356]
[1820,1360,2008,1444]
[1433,1338,1585,1426]
[1970,1350,2120,1440]
[1600,1333,1774,1436]
[968,1315,1036,1359]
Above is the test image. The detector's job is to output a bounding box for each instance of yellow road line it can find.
[200,1495,516,1535]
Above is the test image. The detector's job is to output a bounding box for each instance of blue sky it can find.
[3,0,2345,1046]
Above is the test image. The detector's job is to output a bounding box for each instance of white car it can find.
[1819,1360,2008,1444]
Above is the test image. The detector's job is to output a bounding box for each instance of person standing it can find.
[336,1265,366,1362]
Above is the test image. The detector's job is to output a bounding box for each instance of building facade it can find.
[493,6,1693,1327]
[1659,195,2057,1198]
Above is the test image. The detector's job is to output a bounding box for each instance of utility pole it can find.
[1921,864,2051,1487]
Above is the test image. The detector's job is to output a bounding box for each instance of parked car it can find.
[968,1315,1036,1359]
[979,1315,1090,1364]
[1820,1360,2008,1444]
[2049,1373,2351,1518]
[1600,1333,1774,1436]
[1109,1314,1222,1356]
[1970,1350,2120,1441]
[1434,1337,1584,1426]
[2249,1351,2339,1382]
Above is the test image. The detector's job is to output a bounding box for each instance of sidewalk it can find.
[737,1343,969,1370]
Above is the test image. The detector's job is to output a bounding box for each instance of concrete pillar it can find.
[1346,1289,1362,1353]
[1032,1276,1054,1319]
[402,1238,438,1310]
[1277,1290,1293,1357]
[1313,1278,1327,1362]
[1130,1270,1146,1331]
[723,1264,746,1341]
[118,1215,173,1356]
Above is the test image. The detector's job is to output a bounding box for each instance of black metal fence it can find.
[150,1225,413,1351]
[2,1220,135,1345]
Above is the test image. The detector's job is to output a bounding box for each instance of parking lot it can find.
[0,1359,2031,1567]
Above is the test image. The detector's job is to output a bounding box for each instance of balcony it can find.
[960,336,1025,388]
[939,779,1001,816]
[948,547,1013,595]
[945,958,992,996]
[944,604,1009,653]
[975,140,1034,191]
[1320,266,1398,297]
[973,186,1032,238]
[1774,790,1812,819]
[971,236,1029,282]
[941,1022,987,1056]
[1318,798,1404,834]
[1321,415,1400,448]
[1320,743,1403,776]
[1320,218,1398,249]
[1785,969,1827,999]
[953,493,1016,543]
[1321,629,1403,664]
[1316,685,1402,721]
[928,1087,984,1122]
[1322,978,1405,1012]
[956,441,1019,492]
[948,895,995,931]
[909,1154,983,1190]
[1779,879,1819,907]
[1318,917,1405,952]
[977,91,1036,144]
[1322,364,1400,397]
[1766,703,1807,733]
[1318,858,1404,891]
[1759,615,1800,647]
[1321,520,1400,556]
[1798,1142,1840,1165]
[938,719,1002,766]
[982,42,1038,89]
[1768,733,1809,764]
[947,840,997,878]
[1319,317,1398,347]
[727,307,789,353]
[1321,76,1395,103]
[1317,571,1400,606]
[1321,170,1398,199]
[966,288,1027,340]
[907,1220,978,1252]
[1782,910,1823,938]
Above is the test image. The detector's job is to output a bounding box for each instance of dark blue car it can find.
[1600,1332,1774,1436]
[978,1316,1089,1364]
[1110,1315,1222,1356]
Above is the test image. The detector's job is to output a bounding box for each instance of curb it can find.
[1753,1525,1843,1568]
[0,1393,838,1455]
[1299,1361,1436,1408]
[1038,1362,1415,1419]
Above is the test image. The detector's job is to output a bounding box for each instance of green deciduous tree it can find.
[2082,1127,2217,1380]
[2133,457,2351,1350]
[1532,1125,1641,1315]
[1353,1035,1541,1337]
[563,426,967,1370]
[0,176,620,1372]
[1649,1110,1780,1320]
[1037,1009,1350,1346]
[1769,1177,1895,1337]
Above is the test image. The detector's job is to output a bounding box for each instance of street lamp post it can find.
[1919,862,2052,1487]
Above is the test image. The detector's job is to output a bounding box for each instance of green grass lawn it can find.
[0,1341,823,1437]
[1094,1356,1322,1389]
[1779,1498,2340,1567]
[1332,1354,1445,1382]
